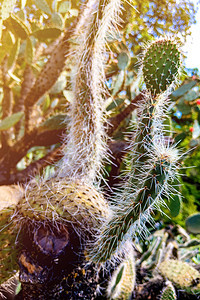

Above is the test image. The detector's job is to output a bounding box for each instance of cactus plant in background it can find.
[158,259,200,294]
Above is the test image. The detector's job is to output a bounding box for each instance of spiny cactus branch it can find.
[59,0,122,183]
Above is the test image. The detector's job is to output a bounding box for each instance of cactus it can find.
[87,37,182,263]
[0,0,186,297]
[0,185,23,285]
[0,208,19,285]
[142,37,181,95]
[16,177,109,234]
[160,281,177,300]
[107,245,135,299]
[158,259,200,294]
[58,0,121,183]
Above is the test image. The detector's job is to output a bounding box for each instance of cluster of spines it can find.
[16,177,109,236]
[87,37,182,264]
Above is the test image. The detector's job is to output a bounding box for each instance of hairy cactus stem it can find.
[59,0,122,183]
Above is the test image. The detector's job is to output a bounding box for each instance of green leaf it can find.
[34,0,52,15]
[16,9,26,21]
[117,52,130,70]
[181,87,199,102]
[169,195,181,218]
[25,37,33,64]
[1,0,17,20]
[50,75,67,94]
[171,81,197,99]
[1,30,14,54]
[32,28,62,41]
[0,19,3,40]
[106,98,124,111]
[176,98,191,115]
[7,38,20,69]
[39,114,68,131]
[42,94,51,112]
[174,132,187,144]
[0,112,24,131]
[58,1,71,13]
[69,9,79,17]
[50,12,64,28]
[63,90,74,103]
[112,71,125,96]
[9,14,30,39]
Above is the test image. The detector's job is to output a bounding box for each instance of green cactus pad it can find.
[142,38,181,95]
[186,213,200,234]
[158,259,200,294]
[17,177,109,232]
[89,151,178,262]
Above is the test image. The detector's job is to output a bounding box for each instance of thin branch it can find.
[0,128,65,185]
[8,145,64,185]
[24,26,75,132]
[106,92,144,136]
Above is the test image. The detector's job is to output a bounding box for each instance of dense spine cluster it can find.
[17,177,109,235]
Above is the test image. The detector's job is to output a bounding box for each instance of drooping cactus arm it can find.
[59,0,122,183]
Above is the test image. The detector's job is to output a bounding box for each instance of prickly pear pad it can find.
[142,38,181,95]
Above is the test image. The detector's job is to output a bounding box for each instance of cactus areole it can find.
[143,39,181,95]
